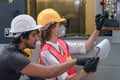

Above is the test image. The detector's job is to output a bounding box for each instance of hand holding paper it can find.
[87,39,110,77]
[95,39,110,60]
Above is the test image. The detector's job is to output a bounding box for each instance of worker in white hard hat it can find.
[0,14,99,80]
[37,8,105,80]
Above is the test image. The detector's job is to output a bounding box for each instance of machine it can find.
[0,0,27,43]
[0,0,120,80]
[97,0,120,36]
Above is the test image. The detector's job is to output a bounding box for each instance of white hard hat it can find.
[10,14,41,33]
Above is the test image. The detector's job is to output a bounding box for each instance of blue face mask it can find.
[58,25,66,37]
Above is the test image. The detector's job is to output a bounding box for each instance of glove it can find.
[95,14,105,31]
[76,57,94,66]
[83,57,99,73]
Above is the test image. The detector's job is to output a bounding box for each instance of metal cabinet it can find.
[0,0,27,43]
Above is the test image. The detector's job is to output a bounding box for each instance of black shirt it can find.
[0,44,30,80]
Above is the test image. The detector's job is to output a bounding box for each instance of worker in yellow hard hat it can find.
[37,8,103,80]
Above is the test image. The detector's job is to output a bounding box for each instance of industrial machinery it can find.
[97,0,120,36]
[102,0,118,27]
[0,0,27,43]
[0,0,120,80]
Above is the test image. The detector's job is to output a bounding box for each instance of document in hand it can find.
[95,39,110,60]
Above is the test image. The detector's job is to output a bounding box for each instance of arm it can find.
[66,41,87,54]
[20,59,76,78]
[20,52,99,79]
[65,57,100,80]
[7,50,76,79]
[66,34,98,54]
[85,30,99,52]
[65,69,87,80]
[85,14,106,52]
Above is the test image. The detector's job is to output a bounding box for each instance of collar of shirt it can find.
[46,41,64,55]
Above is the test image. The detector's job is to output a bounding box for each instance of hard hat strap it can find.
[42,22,56,30]
[13,33,22,38]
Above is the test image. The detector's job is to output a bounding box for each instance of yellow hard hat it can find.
[37,8,65,29]
[24,48,32,59]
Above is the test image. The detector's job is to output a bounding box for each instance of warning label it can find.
[4,28,13,37]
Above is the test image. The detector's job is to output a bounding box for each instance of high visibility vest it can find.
[40,38,75,75]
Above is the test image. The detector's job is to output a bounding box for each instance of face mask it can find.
[58,25,66,37]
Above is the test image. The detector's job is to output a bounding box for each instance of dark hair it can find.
[12,31,32,44]
[40,22,56,48]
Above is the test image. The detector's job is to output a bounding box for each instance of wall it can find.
[85,0,95,35]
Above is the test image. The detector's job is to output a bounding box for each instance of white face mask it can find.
[58,25,66,37]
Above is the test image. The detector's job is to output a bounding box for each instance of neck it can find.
[49,36,58,43]
[17,43,26,50]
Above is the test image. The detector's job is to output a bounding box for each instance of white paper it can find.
[95,39,110,60]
